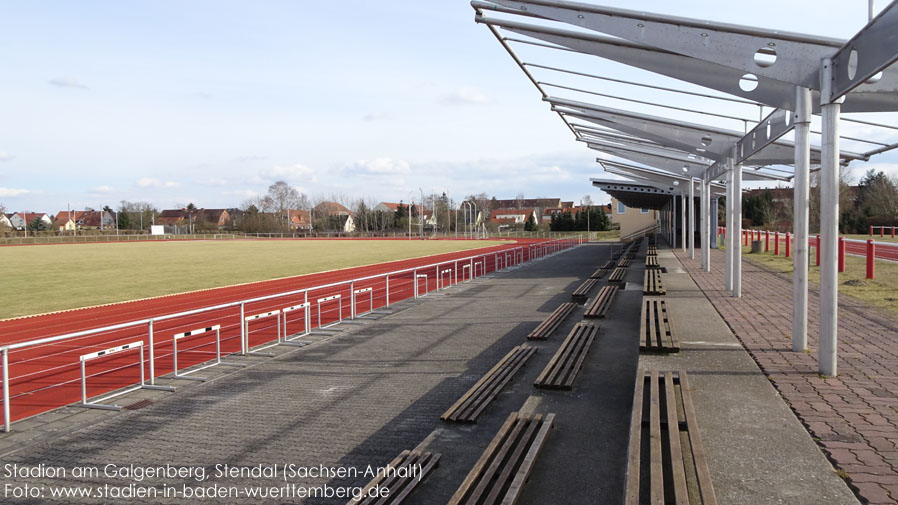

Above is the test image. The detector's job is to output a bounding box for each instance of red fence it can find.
[719,227,897,279]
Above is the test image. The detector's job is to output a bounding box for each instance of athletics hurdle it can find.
[171,325,243,381]
[243,309,280,356]
[462,263,471,282]
[352,287,374,319]
[281,302,311,345]
[78,341,173,411]
[415,273,428,298]
[474,258,485,277]
[317,294,343,329]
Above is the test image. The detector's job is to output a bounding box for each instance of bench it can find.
[617,258,632,268]
[571,278,598,303]
[447,411,555,505]
[624,251,636,260]
[584,286,619,319]
[647,245,657,255]
[534,322,598,390]
[643,270,665,296]
[625,370,717,505]
[527,302,577,340]
[350,450,440,505]
[640,298,679,353]
[591,260,615,279]
[646,255,660,269]
[442,345,536,423]
[609,267,627,284]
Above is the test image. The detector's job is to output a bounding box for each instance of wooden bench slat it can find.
[534,322,598,390]
[665,372,690,505]
[353,450,440,505]
[680,372,718,505]
[625,370,718,505]
[609,267,627,283]
[442,345,536,422]
[640,299,679,353]
[584,285,619,318]
[527,302,576,340]
[572,278,598,303]
[449,412,555,505]
[643,270,665,296]
[649,370,664,505]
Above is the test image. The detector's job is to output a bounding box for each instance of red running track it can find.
[0,238,571,425]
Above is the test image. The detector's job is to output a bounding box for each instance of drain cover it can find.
[124,399,154,410]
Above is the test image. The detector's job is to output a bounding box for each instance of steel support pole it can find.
[671,195,677,249]
[2,348,9,432]
[711,197,718,250]
[725,165,733,291]
[681,191,686,252]
[688,179,695,260]
[700,177,707,269]
[733,159,742,298]
[793,87,812,352]
[819,60,841,377]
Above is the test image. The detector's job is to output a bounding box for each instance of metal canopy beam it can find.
[829,1,898,101]
[600,160,726,195]
[706,107,797,180]
[485,0,898,110]
[552,97,860,166]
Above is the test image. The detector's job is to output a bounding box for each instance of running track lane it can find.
[0,238,569,423]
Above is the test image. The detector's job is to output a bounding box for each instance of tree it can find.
[27,217,48,233]
[581,195,593,207]
[524,212,536,232]
[865,171,898,223]
[117,201,157,231]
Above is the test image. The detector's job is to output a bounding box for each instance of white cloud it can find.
[198,177,229,187]
[48,77,89,89]
[362,112,387,122]
[0,152,13,162]
[222,189,261,200]
[136,177,181,189]
[235,155,267,163]
[91,185,115,194]
[258,164,316,182]
[440,86,488,105]
[0,187,30,197]
[347,158,411,175]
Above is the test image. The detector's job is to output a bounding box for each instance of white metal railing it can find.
[0,237,582,431]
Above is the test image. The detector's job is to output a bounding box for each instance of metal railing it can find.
[0,237,582,431]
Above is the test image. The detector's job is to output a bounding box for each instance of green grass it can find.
[732,244,898,317]
[0,239,505,319]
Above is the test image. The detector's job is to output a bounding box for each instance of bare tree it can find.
[581,195,593,207]
[515,192,525,209]
[866,173,898,222]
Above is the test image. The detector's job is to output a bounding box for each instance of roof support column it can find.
[711,196,718,250]
[819,60,841,377]
[725,164,733,291]
[704,176,711,270]
[681,190,687,252]
[733,156,742,298]
[700,176,708,270]
[689,178,695,260]
[671,194,677,248]
[793,87,812,352]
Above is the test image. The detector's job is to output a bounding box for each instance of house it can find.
[313,201,353,217]
[610,197,658,237]
[9,212,52,230]
[52,210,115,230]
[156,209,189,226]
[373,202,406,214]
[489,208,538,230]
[287,209,312,230]
[196,209,231,228]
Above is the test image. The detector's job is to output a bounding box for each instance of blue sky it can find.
[1,1,896,213]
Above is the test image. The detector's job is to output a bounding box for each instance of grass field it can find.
[731,244,898,317]
[0,239,505,319]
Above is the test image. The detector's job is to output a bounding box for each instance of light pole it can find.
[407,191,414,240]
[418,187,425,238]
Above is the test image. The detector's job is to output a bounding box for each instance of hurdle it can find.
[474,258,485,277]
[438,268,454,290]
[415,273,428,298]
[78,341,172,411]
[352,287,374,318]
[317,294,343,329]
[171,325,243,381]
[281,302,311,345]
[243,309,281,356]
[462,263,471,282]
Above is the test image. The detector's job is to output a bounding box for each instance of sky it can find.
[1,0,897,213]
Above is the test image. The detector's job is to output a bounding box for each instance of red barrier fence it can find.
[870,225,897,238]
[723,227,897,280]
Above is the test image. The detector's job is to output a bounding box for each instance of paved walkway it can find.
[677,247,898,505]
